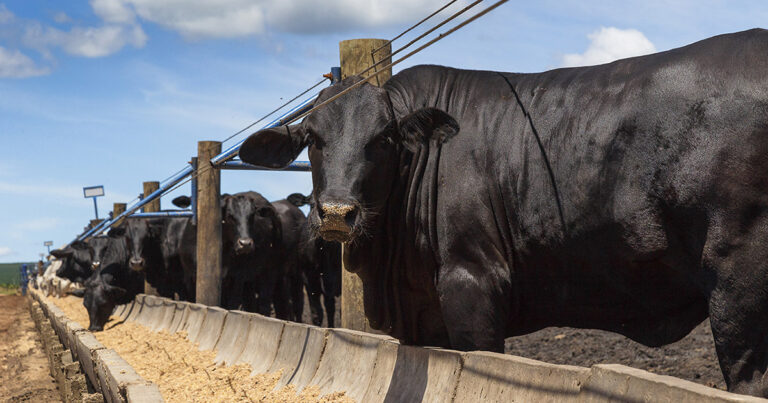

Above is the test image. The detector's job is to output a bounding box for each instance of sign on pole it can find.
[83,185,105,220]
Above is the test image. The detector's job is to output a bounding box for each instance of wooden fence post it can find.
[196,141,222,306]
[142,181,161,212]
[112,203,126,226]
[339,38,392,332]
[141,181,161,295]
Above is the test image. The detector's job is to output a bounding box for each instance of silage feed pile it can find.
[49,295,353,403]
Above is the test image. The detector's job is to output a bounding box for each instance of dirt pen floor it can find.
[49,295,353,403]
[0,294,61,402]
[505,320,724,390]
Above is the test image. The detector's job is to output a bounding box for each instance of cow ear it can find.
[50,248,72,258]
[287,193,311,207]
[239,124,307,168]
[71,241,88,250]
[172,195,191,209]
[108,227,125,238]
[396,107,459,152]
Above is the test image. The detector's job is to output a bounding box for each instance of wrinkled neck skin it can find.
[342,73,470,346]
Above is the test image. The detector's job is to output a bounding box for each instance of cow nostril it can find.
[238,238,253,247]
[319,202,358,231]
[344,208,358,228]
[317,205,326,220]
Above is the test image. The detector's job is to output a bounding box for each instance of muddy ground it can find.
[0,294,61,402]
[505,320,724,389]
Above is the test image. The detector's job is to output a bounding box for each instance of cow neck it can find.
[344,101,447,345]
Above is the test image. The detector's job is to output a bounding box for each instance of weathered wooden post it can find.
[339,38,392,331]
[196,141,222,306]
[142,181,161,212]
[112,203,126,226]
[141,181,161,295]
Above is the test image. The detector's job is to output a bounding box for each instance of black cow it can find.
[171,193,288,315]
[271,197,307,322]
[240,29,768,396]
[124,216,190,299]
[286,193,342,327]
[81,227,141,331]
[50,235,111,283]
[220,191,286,314]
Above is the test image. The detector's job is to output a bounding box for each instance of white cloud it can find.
[0,4,13,23]
[0,246,13,257]
[561,27,656,67]
[53,12,73,24]
[107,0,462,39]
[265,0,462,34]
[90,0,135,24]
[23,23,147,58]
[0,46,50,78]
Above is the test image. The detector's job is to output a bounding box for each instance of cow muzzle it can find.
[91,261,101,270]
[235,238,254,254]
[317,201,358,242]
[129,257,145,271]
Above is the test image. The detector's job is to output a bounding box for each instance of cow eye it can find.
[365,135,391,156]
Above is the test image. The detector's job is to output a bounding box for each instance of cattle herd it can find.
[42,191,339,334]
[32,29,768,398]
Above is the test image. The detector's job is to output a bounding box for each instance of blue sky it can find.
[1,0,766,262]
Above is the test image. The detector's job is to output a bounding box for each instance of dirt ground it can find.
[505,320,724,390]
[0,294,61,402]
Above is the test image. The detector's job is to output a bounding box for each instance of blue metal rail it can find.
[72,68,338,243]
[77,165,194,240]
[131,211,194,218]
[219,160,311,171]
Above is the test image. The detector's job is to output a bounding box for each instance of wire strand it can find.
[284,0,508,127]
[362,0,483,80]
[80,0,507,238]
[371,0,459,56]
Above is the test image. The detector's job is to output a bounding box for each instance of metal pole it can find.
[190,157,198,226]
[93,197,99,220]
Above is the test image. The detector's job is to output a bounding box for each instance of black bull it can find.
[240,30,768,396]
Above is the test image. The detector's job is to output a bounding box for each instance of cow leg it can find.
[437,262,509,352]
[322,274,337,328]
[304,267,324,326]
[272,278,292,320]
[698,206,768,397]
[290,272,305,322]
[706,237,768,397]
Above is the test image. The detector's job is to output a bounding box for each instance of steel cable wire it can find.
[80,0,507,238]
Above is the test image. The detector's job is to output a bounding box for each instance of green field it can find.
[0,262,34,286]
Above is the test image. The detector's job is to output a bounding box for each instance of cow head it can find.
[222,192,280,256]
[239,76,458,243]
[88,235,110,271]
[124,218,163,272]
[50,241,93,283]
[82,272,126,331]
